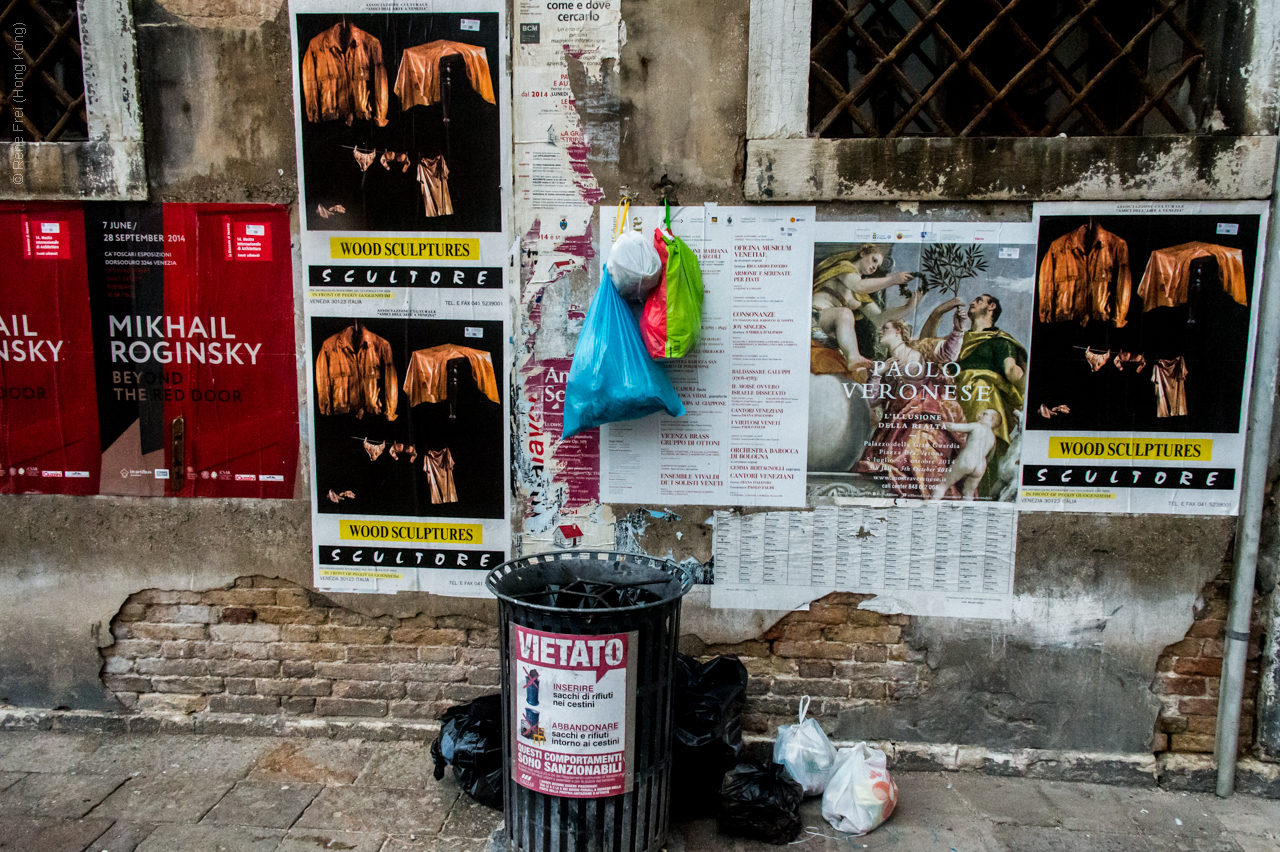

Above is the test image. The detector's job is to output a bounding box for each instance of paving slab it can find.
[79,735,275,780]
[0,770,129,818]
[0,733,103,774]
[1236,836,1280,852]
[950,775,1060,827]
[0,773,22,793]
[439,796,503,839]
[0,815,115,852]
[354,744,437,789]
[85,820,159,852]
[279,827,388,852]
[91,772,240,823]
[1160,837,1248,852]
[424,836,494,852]
[133,823,286,852]
[1118,788,1237,840]
[891,771,972,820]
[1033,780,1136,833]
[201,779,323,829]
[296,785,459,835]
[250,739,377,786]
[991,825,1155,852]
[1207,794,1280,839]
[669,814,992,852]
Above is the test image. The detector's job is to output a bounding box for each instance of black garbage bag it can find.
[669,654,748,817]
[431,694,504,809]
[718,760,804,845]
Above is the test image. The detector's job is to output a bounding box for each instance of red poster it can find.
[510,625,636,798]
[0,201,298,498]
[159,205,297,496]
[0,204,100,494]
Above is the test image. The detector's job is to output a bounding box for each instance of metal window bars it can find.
[810,0,1207,138]
[1,0,88,141]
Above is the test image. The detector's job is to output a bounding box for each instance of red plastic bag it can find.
[640,201,704,359]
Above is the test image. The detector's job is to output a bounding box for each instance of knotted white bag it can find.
[609,229,662,301]
[772,696,837,796]
[821,743,898,835]
[608,199,662,301]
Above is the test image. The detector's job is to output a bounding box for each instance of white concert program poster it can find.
[1021,201,1269,515]
[288,0,513,595]
[511,625,637,798]
[710,503,1016,619]
[599,205,816,507]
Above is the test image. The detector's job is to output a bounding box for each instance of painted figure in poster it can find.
[812,245,918,370]
[932,409,1001,500]
[952,294,1027,496]
[853,319,966,499]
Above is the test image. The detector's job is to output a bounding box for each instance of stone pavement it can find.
[0,730,1277,852]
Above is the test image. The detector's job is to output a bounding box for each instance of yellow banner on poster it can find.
[1020,490,1117,499]
[329,237,479,261]
[339,520,483,544]
[1047,437,1212,461]
[318,569,404,579]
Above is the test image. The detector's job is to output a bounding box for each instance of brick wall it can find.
[102,576,498,719]
[681,592,930,736]
[106,575,1263,756]
[102,584,928,729]
[1151,565,1265,755]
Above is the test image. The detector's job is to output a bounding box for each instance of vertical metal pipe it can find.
[1215,146,1280,797]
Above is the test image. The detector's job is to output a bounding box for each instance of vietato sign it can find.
[510,624,637,798]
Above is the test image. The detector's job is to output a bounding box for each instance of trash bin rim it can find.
[485,549,694,614]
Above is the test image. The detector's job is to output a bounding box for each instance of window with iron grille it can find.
[803,0,1213,138]
[2,0,89,141]
[1,0,144,198]
[809,0,1210,139]
[743,0,1276,200]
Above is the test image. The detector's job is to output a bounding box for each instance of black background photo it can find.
[311,316,504,519]
[297,13,502,233]
[1026,214,1261,435]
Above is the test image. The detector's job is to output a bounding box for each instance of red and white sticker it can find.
[223,217,272,261]
[510,625,636,798]
[22,219,70,259]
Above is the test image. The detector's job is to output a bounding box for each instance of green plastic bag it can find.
[641,201,704,359]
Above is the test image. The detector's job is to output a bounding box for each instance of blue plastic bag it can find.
[563,266,685,439]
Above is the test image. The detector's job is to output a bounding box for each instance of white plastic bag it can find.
[608,229,662,300]
[772,696,837,796]
[607,200,661,301]
[821,743,898,835]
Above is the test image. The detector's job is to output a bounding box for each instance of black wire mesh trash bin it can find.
[486,550,694,852]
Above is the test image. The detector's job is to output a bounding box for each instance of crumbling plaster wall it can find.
[0,0,1275,760]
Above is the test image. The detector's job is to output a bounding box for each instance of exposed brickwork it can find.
[680,593,931,736]
[101,576,499,720]
[105,584,928,730]
[109,573,1265,755]
[1151,565,1265,755]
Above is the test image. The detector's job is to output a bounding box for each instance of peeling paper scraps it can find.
[513,0,617,225]
[520,511,615,555]
[522,214,596,295]
[516,357,601,534]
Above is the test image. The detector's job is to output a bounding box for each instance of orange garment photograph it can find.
[294,13,502,234]
[1026,212,1261,436]
[309,316,505,521]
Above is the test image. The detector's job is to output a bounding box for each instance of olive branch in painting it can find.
[907,243,989,298]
